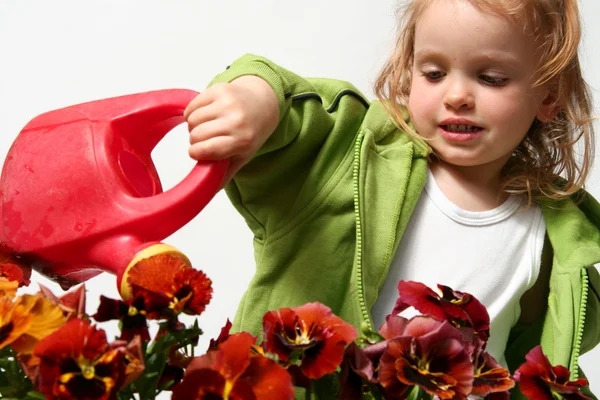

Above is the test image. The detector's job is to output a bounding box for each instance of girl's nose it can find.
[443,79,475,110]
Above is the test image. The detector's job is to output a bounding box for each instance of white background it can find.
[1,0,599,393]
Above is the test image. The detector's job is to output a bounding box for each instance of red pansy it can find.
[172,332,294,400]
[33,319,127,400]
[514,346,591,400]
[127,253,212,316]
[262,302,357,379]
[378,315,473,399]
[393,281,490,342]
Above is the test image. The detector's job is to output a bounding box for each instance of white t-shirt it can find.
[370,170,546,366]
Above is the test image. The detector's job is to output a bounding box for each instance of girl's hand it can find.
[184,75,279,187]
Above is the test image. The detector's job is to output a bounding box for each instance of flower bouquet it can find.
[0,244,592,400]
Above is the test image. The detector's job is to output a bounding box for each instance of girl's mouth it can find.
[439,124,484,142]
[441,124,483,133]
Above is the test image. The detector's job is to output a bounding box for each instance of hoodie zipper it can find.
[570,268,589,378]
[352,131,372,331]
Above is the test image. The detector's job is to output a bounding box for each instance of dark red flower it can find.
[393,281,490,342]
[339,342,377,400]
[172,332,294,400]
[114,336,145,388]
[92,295,154,342]
[471,352,514,398]
[514,346,591,400]
[208,319,232,351]
[126,253,212,316]
[33,318,126,400]
[378,315,473,400]
[262,302,357,379]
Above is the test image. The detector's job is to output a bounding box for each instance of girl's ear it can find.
[536,91,561,122]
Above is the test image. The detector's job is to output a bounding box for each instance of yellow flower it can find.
[0,294,66,354]
[0,277,19,299]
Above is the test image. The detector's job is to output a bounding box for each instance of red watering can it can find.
[0,89,227,297]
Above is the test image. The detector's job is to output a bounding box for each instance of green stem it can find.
[304,385,313,400]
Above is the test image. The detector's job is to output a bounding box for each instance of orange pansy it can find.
[0,294,66,354]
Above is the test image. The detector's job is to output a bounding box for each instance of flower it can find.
[126,253,212,316]
[514,346,591,400]
[33,318,127,400]
[39,284,86,321]
[339,342,376,400]
[113,336,145,388]
[92,295,153,342]
[0,262,31,298]
[262,302,357,379]
[378,315,474,399]
[469,336,514,398]
[172,332,294,400]
[208,319,232,351]
[0,294,66,353]
[393,281,490,341]
[0,243,32,287]
[0,277,19,298]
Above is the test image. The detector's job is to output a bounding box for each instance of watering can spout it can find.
[0,90,228,296]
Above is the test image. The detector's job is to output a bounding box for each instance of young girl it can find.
[184,0,600,396]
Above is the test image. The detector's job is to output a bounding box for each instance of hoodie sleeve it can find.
[208,54,370,240]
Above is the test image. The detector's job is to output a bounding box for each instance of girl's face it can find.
[408,0,555,173]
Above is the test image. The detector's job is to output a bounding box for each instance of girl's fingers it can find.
[188,135,244,161]
[183,88,217,120]
[188,119,229,145]
[186,102,220,132]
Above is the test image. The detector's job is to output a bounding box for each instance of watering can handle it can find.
[74,89,229,228]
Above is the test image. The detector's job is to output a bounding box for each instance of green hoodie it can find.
[210,54,600,398]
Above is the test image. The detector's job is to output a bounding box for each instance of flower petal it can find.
[515,346,592,400]
[242,355,294,399]
[379,314,410,339]
[173,267,212,315]
[472,352,515,396]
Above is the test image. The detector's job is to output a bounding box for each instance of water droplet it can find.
[74,223,83,232]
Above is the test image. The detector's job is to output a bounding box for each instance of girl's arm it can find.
[186,54,370,239]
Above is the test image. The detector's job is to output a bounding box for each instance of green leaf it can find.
[0,347,36,398]
[405,386,433,400]
[311,374,340,399]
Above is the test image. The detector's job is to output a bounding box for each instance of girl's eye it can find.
[423,71,445,82]
[479,75,508,86]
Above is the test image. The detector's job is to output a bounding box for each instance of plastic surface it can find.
[0,89,227,289]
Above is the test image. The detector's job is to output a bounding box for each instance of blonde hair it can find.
[374,0,595,202]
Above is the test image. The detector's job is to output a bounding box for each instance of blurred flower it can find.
[39,284,86,321]
[112,336,145,388]
[0,243,32,287]
[514,346,591,400]
[0,277,19,298]
[127,254,212,316]
[0,294,66,353]
[172,332,294,400]
[262,302,357,379]
[93,294,153,342]
[0,262,30,298]
[33,318,126,400]
[378,315,473,399]
[393,281,490,342]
